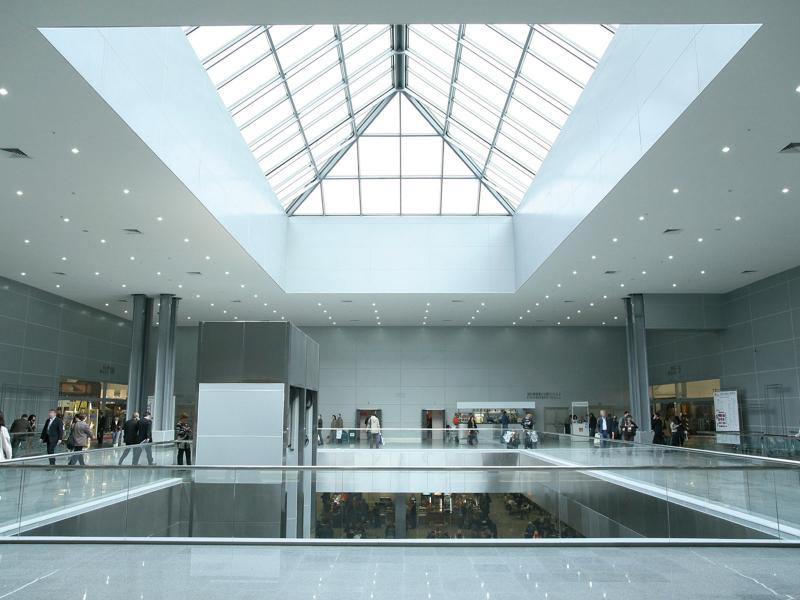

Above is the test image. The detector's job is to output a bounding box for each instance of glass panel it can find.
[310,122,352,164]
[188,26,253,62]
[275,26,334,73]
[358,137,400,177]
[288,55,342,112]
[323,179,360,214]
[361,179,400,214]
[493,24,532,47]
[479,184,509,214]
[454,63,508,111]
[400,93,436,134]
[401,137,443,177]
[268,25,307,48]
[302,96,350,146]
[231,81,286,127]
[402,179,441,214]
[521,55,583,107]
[407,28,455,77]
[530,27,595,83]
[240,97,293,145]
[350,62,392,113]
[545,24,615,60]
[218,56,279,107]
[512,79,569,127]
[294,185,323,214]
[441,179,479,214]
[328,143,359,177]
[505,98,562,147]
[364,93,400,134]
[450,99,497,145]
[206,32,270,86]
[464,24,523,71]
[343,27,390,75]
[442,144,473,177]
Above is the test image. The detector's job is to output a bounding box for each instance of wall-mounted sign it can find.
[713,389,740,444]
[526,391,561,401]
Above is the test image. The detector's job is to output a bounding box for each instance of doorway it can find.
[421,409,445,446]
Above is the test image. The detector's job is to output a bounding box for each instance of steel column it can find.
[126,294,153,418]
[624,294,653,443]
[153,294,179,439]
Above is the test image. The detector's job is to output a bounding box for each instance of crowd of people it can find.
[314,492,581,540]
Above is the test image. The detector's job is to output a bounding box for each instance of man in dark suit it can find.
[135,411,155,466]
[40,409,64,465]
[118,412,140,465]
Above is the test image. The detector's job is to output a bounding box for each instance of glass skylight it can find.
[186,24,615,216]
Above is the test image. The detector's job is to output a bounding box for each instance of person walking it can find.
[651,413,665,445]
[336,413,344,445]
[467,413,478,446]
[317,414,324,447]
[111,413,123,447]
[9,414,28,457]
[670,416,682,446]
[41,409,64,465]
[620,411,638,442]
[175,412,193,465]
[499,410,510,438]
[588,413,597,439]
[0,412,13,462]
[366,412,381,449]
[597,410,611,447]
[136,412,155,466]
[67,413,92,465]
[118,412,140,465]
[26,415,37,450]
[329,414,337,444]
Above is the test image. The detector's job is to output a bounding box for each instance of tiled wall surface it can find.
[303,326,629,430]
[648,266,800,433]
[0,276,131,398]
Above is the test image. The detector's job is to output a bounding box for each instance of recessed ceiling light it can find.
[317,302,322,306]
[177,284,183,289]
[16,190,23,196]
[526,309,531,313]
[94,272,100,276]
[721,146,730,153]
[556,321,561,325]
[426,302,431,306]
[424,309,429,313]
[24,239,30,244]
[20,272,26,276]
[619,283,625,288]
[240,284,245,288]
[589,302,594,307]
[480,302,485,307]
[273,310,277,314]
[253,294,258,299]
[471,316,475,320]
[224,271,230,275]
[697,237,703,243]
[210,303,215,307]
[512,322,517,326]
[183,238,189,243]
[100,239,106,244]
[672,283,677,288]
[157,217,163,222]
[329,316,332,320]
[672,188,679,194]
[602,295,607,299]
[186,316,191,320]
[62,217,70,223]
[638,216,645,221]
[475,309,480,313]
[612,237,618,243]
[234,316,238,320]
[323,309,327,314]
[591,255,596,260]
[105,303,109,307]
[566,316,571,320]
[124,310,128,314]
[121,284,127,288]
[557,283,562,288]
[61,256,67,261]
[668,255,674,260]
[123,189,130,195]
[55,284,61,288]
[223,310,228,314]
[602,321,606,325]
[372,302,376,306]
[545,295,549,299]
[700,270,706,274]
[205,256,211,261]
[796,84,800,93]
[156,271,161,276]
[734,216,741,221]
[781,187,790,194]
[333,322,337,325]
[70,147,80,154]
[641,270,647,275]
[572,270,577,275]
[535,302,540,307]
[576,310,581,314]
[613,316,618,320]
[195,294,200,298]
[0,88,8,96]
[129,256,135,261]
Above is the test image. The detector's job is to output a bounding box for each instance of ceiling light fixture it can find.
[20,272,26,276]
[557,283,562,288]
[668,255,674,260]
[781,187,790,194]
[589,302,594,307]
[721,146,730,153]
[70,147,80,154]
[672,188,679,194]
[619,283,625,288]
[129,256,135,261]
[156,271,161,276]
[24,239,30,244]
[613,316,618,320]
[0,88,8,96]
[177,284,183,289]
[572,270,577,275]
[641,270,647,275]
[700,270,706,275]
[672,283,677,288]
[94,272,100,276]
[240,284,245,288]
[121,284,127,288]
[56,284,61,288]
[734,216,741,221]
[105,303,109,307]
[205,256,211,261]
[157,216,163,222]
[183,238,189,243]
[224,271,230,275]
[638,216,645,221]
[100,239,106,244]
[612,237,618,242]
[697,237,703,243]
[535,302,540,307]
[591,255,596,260]
[62,217,70,223]
[61,256,67,261]
[123,189,130,195]
[16,190,23,196]
[603,295,608,299]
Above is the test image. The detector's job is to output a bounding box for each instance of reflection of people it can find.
[500,410,509,437]
[175,412,193,465]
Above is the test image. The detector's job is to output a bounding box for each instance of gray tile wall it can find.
[0,276,131,416]
[647,266,800,434]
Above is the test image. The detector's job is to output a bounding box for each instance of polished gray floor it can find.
[0,544,798,599]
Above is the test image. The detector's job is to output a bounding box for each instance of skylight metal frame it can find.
[186,23,615,217]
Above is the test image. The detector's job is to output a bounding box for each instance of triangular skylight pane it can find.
[328,142,359,177]
[478,184,508,214]
[187,23,614,216]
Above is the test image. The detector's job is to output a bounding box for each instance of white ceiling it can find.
[1,3,799,329]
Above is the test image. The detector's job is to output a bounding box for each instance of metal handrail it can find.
[1,440,182,464]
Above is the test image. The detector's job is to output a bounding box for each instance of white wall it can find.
[303,326,629,429]
[42,26,289,286]
[286,216,514,294]
[513,24,759,287]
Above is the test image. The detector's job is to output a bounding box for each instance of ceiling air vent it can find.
[604,270,618,275]
[741,270,758,274]
[122,228,142,235]
[1,147,30,158]
[563,300,575,303]
[52,272,66,276]
[663,228,682,234]
[443,319,453,322]
[231,300,242,303]
[450,299,464,303]
[348,319,360,322]
[341,300,353,303]
[186,271,202,276]
[779,143,800,153]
